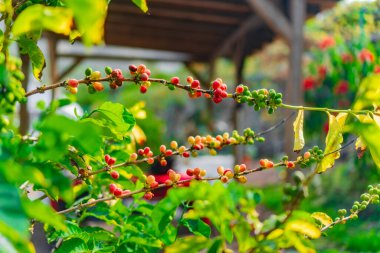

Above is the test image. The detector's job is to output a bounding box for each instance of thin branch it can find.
[256,111,296,136]
[24,76,379,116]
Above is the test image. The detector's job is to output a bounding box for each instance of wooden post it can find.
[19,55,30,135]
[233,40,246,164]
[284,0,305,156]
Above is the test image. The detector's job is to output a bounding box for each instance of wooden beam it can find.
[108,4,243,25]
[106,14,232,34]
[106,25,221,43]
[211,15,260,60]
[57,53,191,63]
[150,0,250,13]
[247,0,292,43]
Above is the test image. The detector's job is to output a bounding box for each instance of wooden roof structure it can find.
[102,0,337,62]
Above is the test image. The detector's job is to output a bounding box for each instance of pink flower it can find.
[334,80,349,95]
[358,49,374,63]
[318,65,327,79]
[318,37,335,50]
[302,76,315,91]
[341,53,354,64]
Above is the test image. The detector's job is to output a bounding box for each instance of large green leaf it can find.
[85,102,135,140]
[17,36,45,80]
[65,0,108,45]
[55,238,88,253]
[350,122,380,170]
[35,114,103,161]
[316,113,347,173]
[21,198,66,231]
[181,218,211,238]
[0,181,34,253]
[12,4,73,37]
[353,74,380,110]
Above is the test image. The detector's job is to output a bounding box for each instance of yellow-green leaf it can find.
[65,0,108,45]
[353,74,380,110]
[286,231,316,253]
[132,125,146,146]
[285,220,321,239]
[311,212,333,227]
[17,36,46,80]
[350,122,380,170]
[293,110,305,152]
[12,5,73,37]
[131,0,148,13]
[267,228,284,240]
[316,113,347,173]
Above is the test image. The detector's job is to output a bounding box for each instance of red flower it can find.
[302,76,315,91]
[318,37,335,50]
[318,65,327,79]
[374,65,380,74]
[358,49,374,63]
[334,80,349,95]
[341,53,353,64]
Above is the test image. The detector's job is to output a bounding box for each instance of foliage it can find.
[0,1,380,253]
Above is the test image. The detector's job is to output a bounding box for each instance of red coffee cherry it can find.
[186,168,194,176]
[110,171,119,180]
[68,79,79,88]
[144,192,154,200]
[236,85,244,94]
[108,157,116,166]
[109,183,117,193]
[104,154,111,164]
[113,188,122,197]
[129,64,137,72]
[170,77,180,85]
[140,85,147,94]
[140,73,149,81]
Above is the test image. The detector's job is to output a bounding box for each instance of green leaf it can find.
[0,182,29,238]
[311,212,333,227]
[65,0,108,45]
[0,181,35,253]
[181,219,211,238]
[55,238,88,253]
[350,122,380,169]
[285,220,321,239]
[316,113,347,173]
[17,36,46,80]
[12,4,73,37]
[21,198,66,231]
[353,74,380,110]
[293,110,305,152]
[164,236,210,253]
[131,0,148,13]
[86,102,135,140]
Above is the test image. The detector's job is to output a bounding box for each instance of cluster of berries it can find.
[128,64,152,93]
[298,146,324,168]
[104,155,119,179]
[109,183,131,197]
[207,78,228,104]
[186,76,203,98]
[216,164,248,184]
[185,167,207,180]
[235,85,283,113]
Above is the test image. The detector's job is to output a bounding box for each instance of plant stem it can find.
[280,103,376,115]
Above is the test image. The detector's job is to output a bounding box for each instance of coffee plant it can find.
[1,1,380,252]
